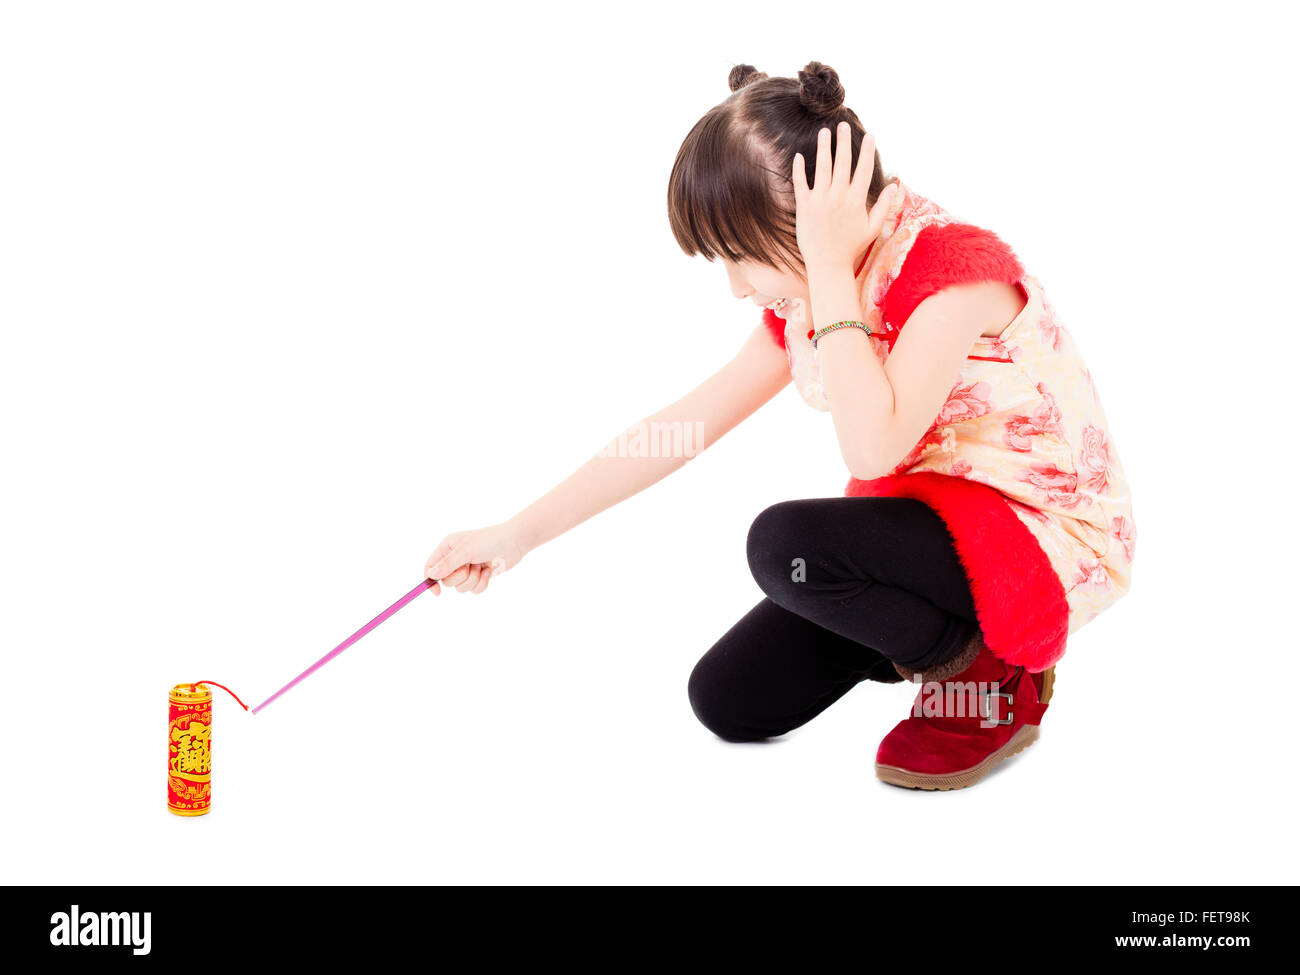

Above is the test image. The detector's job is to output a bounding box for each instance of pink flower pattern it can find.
[986,339,1021,360]
[1077,424,1114,494]
[935,380,993,425]
[1003,384,1064,451]
[1110,514,1136,562]
[1071,557,1111,589]
[1037,302,1064,352]
[1019,462,1090,509]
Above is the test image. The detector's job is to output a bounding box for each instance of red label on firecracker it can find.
[168,686,212,816]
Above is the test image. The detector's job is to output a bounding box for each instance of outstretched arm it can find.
[510,322,790,551]
[424,322,790,589]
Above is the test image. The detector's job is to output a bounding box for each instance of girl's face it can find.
[720,257,810,311]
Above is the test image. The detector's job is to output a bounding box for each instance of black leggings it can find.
[688,497,980,742]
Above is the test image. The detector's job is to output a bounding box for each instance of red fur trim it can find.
[846,471,1068,671]
[883,222,1026,330]
[762,306,787,351]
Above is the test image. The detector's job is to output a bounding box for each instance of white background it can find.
[2,1,1296,885]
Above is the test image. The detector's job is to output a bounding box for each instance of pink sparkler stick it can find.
[251,579,436,714]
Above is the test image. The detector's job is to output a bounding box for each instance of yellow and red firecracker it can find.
[168,683,212,816]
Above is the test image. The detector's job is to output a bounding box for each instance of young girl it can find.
[422,61,1136,791]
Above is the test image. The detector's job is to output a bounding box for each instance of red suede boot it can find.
[875,628,1055,791]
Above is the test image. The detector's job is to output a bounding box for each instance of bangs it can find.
[667,110,802,275]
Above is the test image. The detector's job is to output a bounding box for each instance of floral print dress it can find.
[766,179,1136,655]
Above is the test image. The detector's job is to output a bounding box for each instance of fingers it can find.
[426,533,469,581]
[424,530,502,597]
[867,178,901,238]
[425,536,456,578]
[852,129,876,198]
[440,564,473,588]
[454,564,482,593]
[792,150,808,197]
[814,125,833,192]
[428,562,495,595]
[832,121,853,191]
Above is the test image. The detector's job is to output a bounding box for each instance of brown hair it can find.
[667,61,889,279]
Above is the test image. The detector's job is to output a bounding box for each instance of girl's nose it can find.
[722,263,750,300]
[729,278,754,301]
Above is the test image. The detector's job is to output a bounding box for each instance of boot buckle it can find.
[978,690,1014,726]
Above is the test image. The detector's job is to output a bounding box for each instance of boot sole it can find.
[874,723,1040,791]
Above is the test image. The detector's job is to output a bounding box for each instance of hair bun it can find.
[797,61,845,117]
[728,64,768,93]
